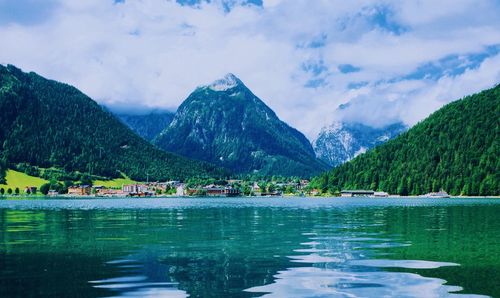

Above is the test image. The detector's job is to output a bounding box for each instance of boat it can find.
[422,190,451,198]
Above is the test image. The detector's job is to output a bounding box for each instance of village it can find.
[5,181,451,198]
[50,179,315,198]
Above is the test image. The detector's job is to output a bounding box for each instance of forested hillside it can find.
[312,85,499,196]
[0,65,226,183]
[116,111,174,141]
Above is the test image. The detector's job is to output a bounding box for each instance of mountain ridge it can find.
[116,111,175,142]
[313,121,407,167]
[154,74,328,177]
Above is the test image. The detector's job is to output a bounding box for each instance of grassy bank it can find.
[0,170,48,190]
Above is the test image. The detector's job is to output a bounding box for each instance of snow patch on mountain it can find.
[313,122,407,167]
[354,146,367,157]
[207,73,240,91]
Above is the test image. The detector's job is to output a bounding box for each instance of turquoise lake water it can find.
[0,197,499,297]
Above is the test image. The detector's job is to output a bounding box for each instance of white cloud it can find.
[0,0,499,139]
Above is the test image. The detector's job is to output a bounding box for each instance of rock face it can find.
[313,122,407,167]
[116,111,174,141]
[154,74,327,177]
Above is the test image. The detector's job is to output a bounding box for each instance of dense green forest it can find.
[311,85,499,196]
[0,65,227,183]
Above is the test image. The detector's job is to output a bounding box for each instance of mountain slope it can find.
[116,111,174,141]
[313,122,407,167]
[0,64,226,183]
[312,85,499,196]
[154,74,327,177]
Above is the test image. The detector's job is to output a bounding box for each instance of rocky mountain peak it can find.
[206,73,242,91]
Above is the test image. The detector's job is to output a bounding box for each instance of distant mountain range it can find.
[2,64,496,191]
[313,122,407,167]
[117,111,174,142]
[313,85,499,196]
[0,64,226,183]
[153,74,328,177]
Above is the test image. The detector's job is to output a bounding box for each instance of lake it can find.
[0,197,498,297]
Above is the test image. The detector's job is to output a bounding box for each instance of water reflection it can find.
[247,231,471,297]
[0,198,498,297]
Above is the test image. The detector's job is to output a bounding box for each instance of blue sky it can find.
[0,0,499,138]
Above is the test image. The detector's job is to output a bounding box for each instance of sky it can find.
[0,0,499,139]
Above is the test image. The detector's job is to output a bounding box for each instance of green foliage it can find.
[284,185,296,194]
[40,183,50,195]
[0,159,6,184]
[40,181,65,195]
[80,174,93,186]
[0,65,228,181]
[0,188,4,195]
[14,187,19,195]
[312,85,500,196]
[154,78,327,177]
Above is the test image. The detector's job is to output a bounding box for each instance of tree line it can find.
[310,85,499,196]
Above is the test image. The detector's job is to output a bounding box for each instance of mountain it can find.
[154,74,328,177]
[0,64,226,183]
[312,85,499,196]
[116,111,174,141]
[313,122,407,167]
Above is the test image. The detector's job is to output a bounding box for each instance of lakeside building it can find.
[122,184,153,197]
[299,180,310,189]
[341,190,375,197]
[251,182,262,196]
[204,185,241,197]
[94,186,126,197]
[309,189,320,196]
[68,185,92,196]
[176,184,185,196]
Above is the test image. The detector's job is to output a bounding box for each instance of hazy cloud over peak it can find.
[0,0,499,139]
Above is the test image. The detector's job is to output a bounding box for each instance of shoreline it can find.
[0,195,499,200]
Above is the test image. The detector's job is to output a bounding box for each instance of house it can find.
[204,185,241,197]
[204,185,225,196]
[224,187,240,197]
[185,188,198,196]
[48,190,58,196]
[341,190,375,197]
[251,182,262,195]
[122,184,152,196]
[176,184,185,196]
[95,187,126,197]
[308,189,320,196]
[68,185,92,196]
